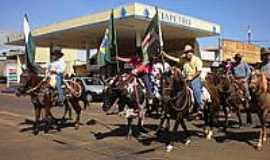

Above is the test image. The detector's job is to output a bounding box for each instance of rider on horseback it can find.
[231,53,252,101]
[162,44,204,114]
[261,48,270,92]
[116,54,154,97]
[49,48,66,106]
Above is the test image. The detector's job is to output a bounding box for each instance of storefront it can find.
[6,3,220,72]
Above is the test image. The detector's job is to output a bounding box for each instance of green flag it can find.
[97,9,119,70]
[141,7,163,64]
[24,14,37,73]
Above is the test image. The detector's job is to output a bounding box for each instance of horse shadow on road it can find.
[88,120,205,152]
[18,118,77,135]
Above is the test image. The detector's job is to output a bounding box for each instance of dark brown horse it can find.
[202,73,222,140]
[217,74,253,130]
[250,70,270,150]
[157,67,193,152]
[16,69,82,134]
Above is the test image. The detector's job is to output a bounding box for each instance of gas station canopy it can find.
[6,3,220,51]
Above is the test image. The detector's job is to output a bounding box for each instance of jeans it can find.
[56,73,65,103]
[141,74,154,96]
[189,77,203,110]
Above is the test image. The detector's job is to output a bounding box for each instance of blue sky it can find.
[0,0,269,47]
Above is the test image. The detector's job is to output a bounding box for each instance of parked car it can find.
[72,77,107,102]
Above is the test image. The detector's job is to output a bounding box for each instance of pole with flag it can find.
[141,7,163,64]
[141,7,166,111]
[97,9,119,73]
[23,14,37,73]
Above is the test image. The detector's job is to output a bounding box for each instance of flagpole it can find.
[111,9,120,74]
[155,7,166,109]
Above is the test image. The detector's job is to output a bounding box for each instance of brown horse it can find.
[202,73,222,140]
[16,69,82,134]
[218,74,253,130]
[250,70,270,150]
[102,73,147,140]
[157,67,193,152]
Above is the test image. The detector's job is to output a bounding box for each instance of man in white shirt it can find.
[50,49,66,106]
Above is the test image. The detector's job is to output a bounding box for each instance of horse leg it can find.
[43,100,51,133]
[127,118,133,140]
[236,107,242,128]
[257,110,265,150]
[262,111,268,144]
[180,118,191,145]
[156,114,166,136]
[203,105,210,137]
[69,98,81,129]
[63,100,72,120]
[33,105,41,135]
[83,100,88,110]
[223,104,229,132]
[243,100,252,125]
[166,119,180,152]
[204,104,214,140]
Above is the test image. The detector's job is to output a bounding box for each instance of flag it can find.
[97,9,118,68]
[97,29,109,66]
[141,7,163,63]
[23,14,37,73]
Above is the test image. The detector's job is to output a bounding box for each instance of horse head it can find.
[16,69,41,96]
[102,75,125,112]
[250,70,268,93]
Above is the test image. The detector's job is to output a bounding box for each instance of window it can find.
[84,78,101,85]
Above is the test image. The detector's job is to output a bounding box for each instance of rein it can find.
[64,80,82,98]
[25,76,47,94]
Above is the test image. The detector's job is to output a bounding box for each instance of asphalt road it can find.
[0,94,269,160]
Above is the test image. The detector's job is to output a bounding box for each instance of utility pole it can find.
[247,25,252,44]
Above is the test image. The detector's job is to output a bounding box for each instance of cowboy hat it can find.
[261,48,270,55]
[183,44,194,53]
[51,46,64,57]
[233,53,242,59]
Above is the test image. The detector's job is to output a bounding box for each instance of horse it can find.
[102,73,147,139]
[16,68,82,134]
[202,73,223,140]
[250,70,270,150]
[217,73,253,130]
[156,67,193,152]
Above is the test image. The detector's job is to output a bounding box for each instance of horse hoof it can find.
[166,144,173,152]
[206,130,213,140]
[74,124,79,130]
[33,130,39,135]
[257,145,263,151]
[127,136,132,140]
[185,138,191,145]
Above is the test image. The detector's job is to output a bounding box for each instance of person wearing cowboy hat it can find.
[49,47,66,106]
[162,44,204,113]
[261,48,270,80]
[231,53,252,100]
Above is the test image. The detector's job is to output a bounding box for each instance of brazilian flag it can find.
[24,14,37,73]
[97,9,118,70]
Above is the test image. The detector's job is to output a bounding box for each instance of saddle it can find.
[47,74,82,98]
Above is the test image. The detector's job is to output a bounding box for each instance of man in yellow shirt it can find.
[162,44,204,112]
